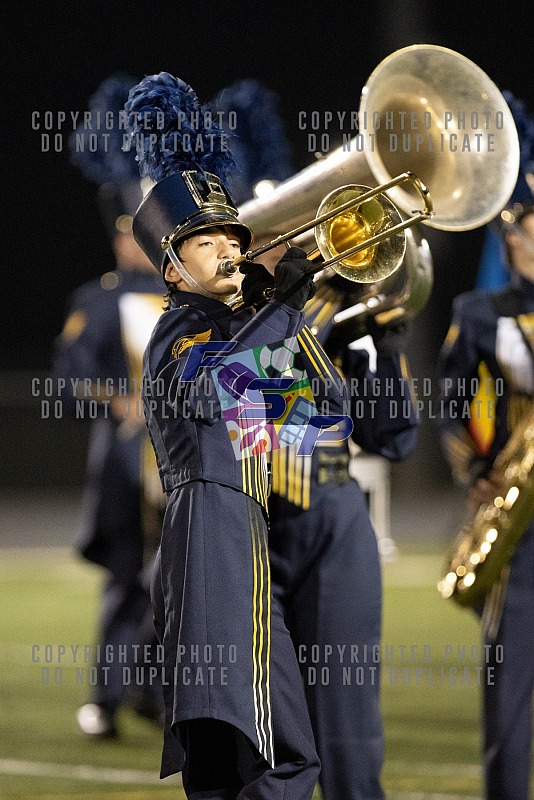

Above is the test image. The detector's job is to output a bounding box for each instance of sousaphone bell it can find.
[222,45,520,322]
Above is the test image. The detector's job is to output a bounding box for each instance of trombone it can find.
[219,172,433,286]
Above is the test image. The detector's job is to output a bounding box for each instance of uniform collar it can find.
[169,289,235,320]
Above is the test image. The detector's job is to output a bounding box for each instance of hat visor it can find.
[170,211,253,252]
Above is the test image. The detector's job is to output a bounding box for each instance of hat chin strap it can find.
[168,245,241,306]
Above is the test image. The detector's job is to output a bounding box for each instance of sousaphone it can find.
[231,45,520,324]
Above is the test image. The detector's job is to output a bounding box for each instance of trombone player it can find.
[437,201,534,800]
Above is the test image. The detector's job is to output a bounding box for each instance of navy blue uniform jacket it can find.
[438,272,534,487]
[144,290,347,775]
[52,267,166,571]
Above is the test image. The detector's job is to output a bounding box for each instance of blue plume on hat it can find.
[475,91,534,290]
[69,72,139,185]
[125,72,236,184]
[211,79,293,204]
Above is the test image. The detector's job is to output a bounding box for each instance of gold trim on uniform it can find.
[304,284,344,336]
[171,329,212,359]
[467,361,497,455]
[443,323,460,349]
[517,313,534,353]
[241,452,269,512]
[400,352,418,407]
[61,310,87,343]
[508,394,534,432]
[301,453,312,509]
[247,499,274,767]
[270,445,312,510]
[271,448,284,497]
[287,445,298,506]
[298,326,340,386]
[269,322,345,511]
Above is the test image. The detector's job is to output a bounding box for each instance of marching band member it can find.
[52,73,166,737]
[438,202,534,800]
[125,71,355,798]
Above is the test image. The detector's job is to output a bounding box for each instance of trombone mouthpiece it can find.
[218,258,239,276]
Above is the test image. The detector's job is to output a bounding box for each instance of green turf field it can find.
[0,545,527,799]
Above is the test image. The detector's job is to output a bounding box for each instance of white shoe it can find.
[378,537,400,563]
[76,704,117,738]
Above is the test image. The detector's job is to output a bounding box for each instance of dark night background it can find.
[3,1,533,494]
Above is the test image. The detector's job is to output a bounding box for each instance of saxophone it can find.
[438,402,534,606]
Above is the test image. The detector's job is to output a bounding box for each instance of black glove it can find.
[240,262,275,309]
[366,314,410,356]
[272,247,317,311]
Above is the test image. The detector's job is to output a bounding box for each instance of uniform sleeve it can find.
[51,286,124,414]
[436,296,490,487]
[342,336,419,461]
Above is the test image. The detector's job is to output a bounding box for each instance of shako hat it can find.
[125,72,253,275]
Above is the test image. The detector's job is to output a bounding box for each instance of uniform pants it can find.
[151,484,320,798]
[483,523,534,800]
[269,480,385,800]
[91,533,159,712]
[179,598,320,799]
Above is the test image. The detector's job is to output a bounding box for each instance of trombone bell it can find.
[315,185,406,283]
[221,173,429,283]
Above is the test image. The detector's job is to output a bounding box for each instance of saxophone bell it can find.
[438,404,534,606]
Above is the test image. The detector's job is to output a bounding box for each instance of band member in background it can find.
[475,91,534,291]
[52,73,166,738]
[437,202,534,800]
[239,260,418,800]
[269,294,418,800]
[214,77,419,799]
